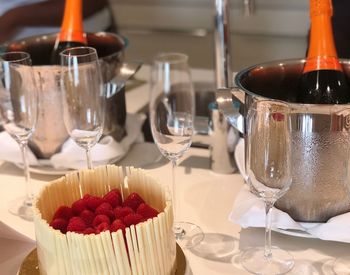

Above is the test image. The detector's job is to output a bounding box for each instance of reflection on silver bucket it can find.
[3,32,128,159]
[217,59,350,222]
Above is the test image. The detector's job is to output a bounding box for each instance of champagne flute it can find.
[0,52,38,221]
[241,100,294,274]
[60,47,105,169]
[149,52,204,248]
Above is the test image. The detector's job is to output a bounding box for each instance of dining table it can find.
[0,65,349,275]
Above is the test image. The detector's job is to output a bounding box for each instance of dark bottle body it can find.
[50,41,85,64]
[298,69,350,104]
[50,0,86,64]
[298,0,350,104]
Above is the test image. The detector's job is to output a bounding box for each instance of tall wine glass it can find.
[0,52,38,221]
[242,100,294,274]
[149,52,204,248]
[60,47,105,169]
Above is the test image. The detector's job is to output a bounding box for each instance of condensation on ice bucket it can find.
[230,58,350,222]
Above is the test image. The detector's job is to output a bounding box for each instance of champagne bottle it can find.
[297,0,350,104]
[50,0,87,64]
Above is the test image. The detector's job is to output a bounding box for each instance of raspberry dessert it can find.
[33,165,176,275]
[49,189,159,235]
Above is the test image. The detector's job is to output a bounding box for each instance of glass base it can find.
[8,196,33,221]
[333,256,350,275]
[241,247,294,275]
[174,221,204,249]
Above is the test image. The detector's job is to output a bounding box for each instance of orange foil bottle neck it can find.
[58,0,87,44]
[303,0,341,73]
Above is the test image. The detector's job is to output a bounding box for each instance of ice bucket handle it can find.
[216,87,245,133]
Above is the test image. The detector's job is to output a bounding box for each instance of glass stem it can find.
[19,141,33,206]
[264,199,274,260]
[86,147,93,169]
[172,159,182,236]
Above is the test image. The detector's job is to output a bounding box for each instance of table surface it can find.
[0,143,349,275]
[1,66,350,275]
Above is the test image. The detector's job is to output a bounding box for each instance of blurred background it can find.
[110,0,309,71]
[0,0,310,71]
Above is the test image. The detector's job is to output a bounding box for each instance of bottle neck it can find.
[58,0,86,44]
[304,2,341,73]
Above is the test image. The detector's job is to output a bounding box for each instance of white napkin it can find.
[0,113,145,170]
[231,138,350,243]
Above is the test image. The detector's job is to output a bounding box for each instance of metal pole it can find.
[214,0,232,89]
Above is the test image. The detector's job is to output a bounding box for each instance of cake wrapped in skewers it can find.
[33,165,176,275]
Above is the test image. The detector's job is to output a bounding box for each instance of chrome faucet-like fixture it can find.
[212,0,253,174]
[214,0,254,88]
[214,0,232,89]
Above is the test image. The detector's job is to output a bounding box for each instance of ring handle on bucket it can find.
[216,87,245,133]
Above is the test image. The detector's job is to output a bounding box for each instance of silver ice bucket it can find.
[2,32,128,159]
[217,58,350,222]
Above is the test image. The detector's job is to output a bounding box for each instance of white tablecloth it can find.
[0,143,350,275]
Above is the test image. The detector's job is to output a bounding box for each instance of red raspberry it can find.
[114,206,134,219]
[95,222,110,233]
[136,203,159,220]
[67,217,87,233]
[50,218,68,234]
[93,214,110,228]
[123,213,144,227]
[79,209,95,227]
[95,202,114,219]
[103,189,122,208]
[83,194,91,202]
[84,194,104,211]
[123,192,145,211]
[52,206,73,221]
[71,198,87,215]
[110,219,126,234]
[83,227,95,235]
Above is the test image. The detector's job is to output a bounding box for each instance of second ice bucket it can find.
[217,58,350,222]
[2,32,127,159]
